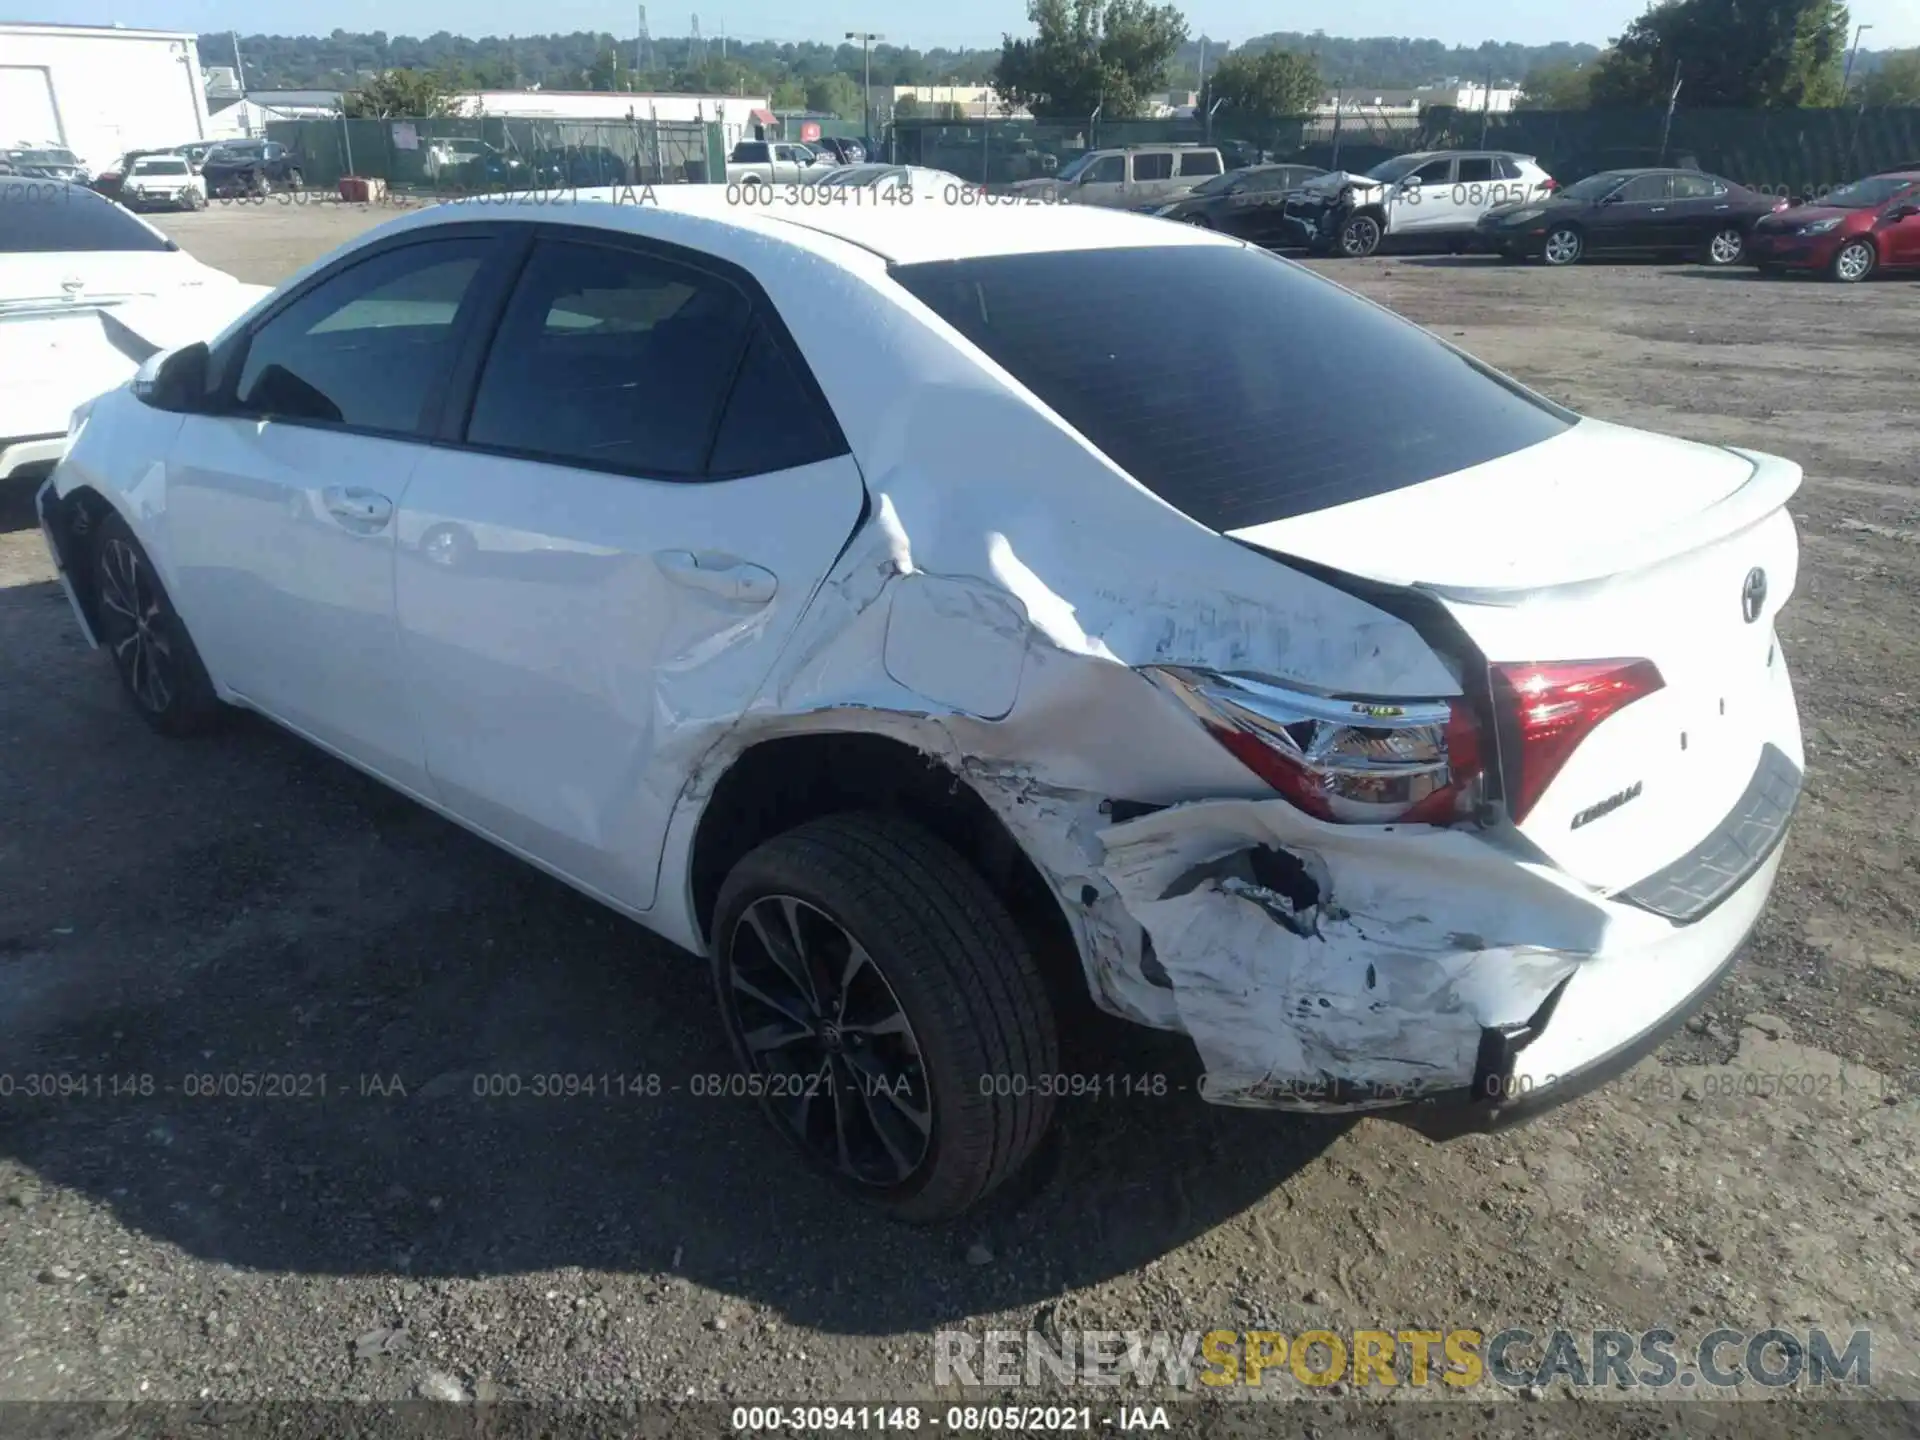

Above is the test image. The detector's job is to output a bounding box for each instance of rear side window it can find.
[706,322,844,477]
[465,238,751,476]
[1456,157,1496,183]
[1178,151,1221,177]
[1132,153,1174,181]
[891,246,1573,531]
[1496,156,1525,180]
[0,181,172,252]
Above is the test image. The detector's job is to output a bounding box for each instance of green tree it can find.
[1517,59,1595,108]
[1857,49,1920,105]
[992,0,1189,120]
[1588,0,1850,108]
[893,93,921,118]
[342,66,459,117]
[805,73,862,118]
[1199,47,1319,122]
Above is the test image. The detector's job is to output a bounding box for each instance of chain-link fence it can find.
[891,107,1920,193]
[261,116,727,193]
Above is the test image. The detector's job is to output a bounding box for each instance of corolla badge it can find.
[1742,567,1768,624]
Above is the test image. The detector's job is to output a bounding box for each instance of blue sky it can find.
[24,0,1920,51]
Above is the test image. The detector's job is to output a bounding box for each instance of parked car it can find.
[118,154,209,213]
[1478,168,1787,267]
[424,140,529,190]
[1010,145,1226,209]
[528,146,630,188]
[1284,151,1556,257]
[727,140,835,186]
[1746,171,1920,282]
[1152,164,1332,243]
[808,164,969,197]
[39,196,1804,1220]
[4,145,90,183]
[200,140,305,197]
[806,137,867,166]
[172,141,220,172]
[0,178,264,484]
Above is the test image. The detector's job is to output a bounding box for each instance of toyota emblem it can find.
[1741,567,1768,624]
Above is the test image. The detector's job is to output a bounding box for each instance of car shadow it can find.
[0,684,1351,1335]
[0,467,52,535]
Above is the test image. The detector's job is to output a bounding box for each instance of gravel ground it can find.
[1,199,1916,1433]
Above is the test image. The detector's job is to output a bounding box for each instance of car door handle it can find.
[1649,206,1668,213]
[654,550,777,604]
[321,486,393,531]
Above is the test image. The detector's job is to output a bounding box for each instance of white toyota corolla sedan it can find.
[37,189,1804,1221]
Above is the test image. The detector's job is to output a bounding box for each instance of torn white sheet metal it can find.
[1099,798,1611,1106]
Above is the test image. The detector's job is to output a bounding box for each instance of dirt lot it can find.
[1,199,1916,1430]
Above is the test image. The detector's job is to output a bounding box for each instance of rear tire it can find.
[1830,239,1876,283]
[713,812,1060,1223]
[90,512,224,737]
[1704,226,1746,267]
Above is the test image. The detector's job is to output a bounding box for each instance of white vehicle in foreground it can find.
[1283,150,1557,257]
[39,193,1803,1221]
[1,177,267,482]
[120,154,209,212]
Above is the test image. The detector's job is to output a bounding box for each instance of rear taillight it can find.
[1772,197,1790,212]
[1540,178,1558,193]
[1491,660,1664,824]
[1146,667,1484,825]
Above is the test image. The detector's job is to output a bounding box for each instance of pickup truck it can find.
[727,141,834,186]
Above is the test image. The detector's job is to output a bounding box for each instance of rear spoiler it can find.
[1418,447,1802,604]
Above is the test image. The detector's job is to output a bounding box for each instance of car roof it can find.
[397,185,1236,266]
[1871,169,1920,181]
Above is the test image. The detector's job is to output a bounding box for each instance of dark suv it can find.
[201,140,305,197]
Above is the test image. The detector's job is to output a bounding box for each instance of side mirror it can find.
[1888,203,1920,221]
[132,341,209,413]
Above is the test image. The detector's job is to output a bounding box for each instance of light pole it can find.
[847,31,884,142]
[1844,23,1873,92]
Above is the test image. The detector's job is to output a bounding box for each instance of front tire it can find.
[713,812,1059,1223]
[1337,212,1383,258]
[287,168,304,192]
[1543,225,1585,267]
[1831,239,1876,283]
[90,512,224,737]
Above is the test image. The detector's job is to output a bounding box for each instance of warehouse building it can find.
[1,22,209,173]
[450,89,769,154]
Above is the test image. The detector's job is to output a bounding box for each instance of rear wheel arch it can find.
[687,731,1086,1011]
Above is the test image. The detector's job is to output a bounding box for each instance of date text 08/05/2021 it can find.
[730,1405,1166,1433]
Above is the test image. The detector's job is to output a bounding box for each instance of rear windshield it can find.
[890,244,1573,530]
[0,181,174,253]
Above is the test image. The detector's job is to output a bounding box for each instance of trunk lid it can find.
[1232,419,1803,894]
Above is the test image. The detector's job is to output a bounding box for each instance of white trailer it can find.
[1,23,209,174]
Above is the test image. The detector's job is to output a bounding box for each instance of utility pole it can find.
[1479,61,1494,148]
[1658,63,1683,165]
[230,30,247,94]
[1844,22,1874,91]
[846,31,883,142]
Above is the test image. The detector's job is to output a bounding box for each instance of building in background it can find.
[206,89,344,140]
[0,21,209,170]
[449,90,768,152]
[868,84,1015,121]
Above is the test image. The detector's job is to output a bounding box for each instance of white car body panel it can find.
[0,240,264,479]
[44,193,1804,1116]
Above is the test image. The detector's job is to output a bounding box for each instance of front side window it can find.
[1407,158,1454,186]
[1617,174,1670,203]
[233,237,492,433]
[1084,156,1124,185]
[892,245,1572,531]
[0,180,173,252]
[464,238,751,477]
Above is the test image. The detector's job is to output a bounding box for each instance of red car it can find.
[1747,171,1920,282]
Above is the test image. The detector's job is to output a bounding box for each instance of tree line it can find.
[214,0,1920,127]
